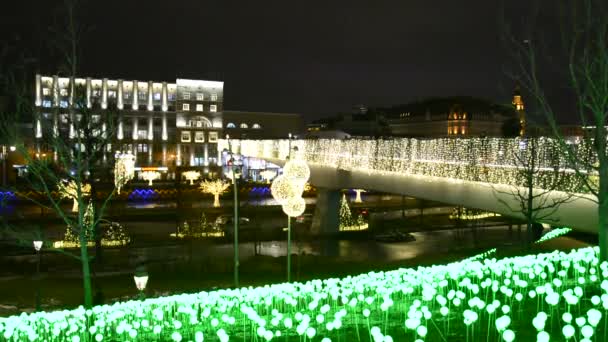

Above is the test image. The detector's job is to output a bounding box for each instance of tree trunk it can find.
[599,166,608,261]
[214,194,220,207]
[79,235,93,308]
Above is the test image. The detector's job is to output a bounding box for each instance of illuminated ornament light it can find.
[33,240,43,252]
[58,180,91,212]
[282,159,310,183]
[260,169,277,183]
[183,171,201,185]
[199,179,230,207]
[114,151,135,194]
[140,171,160,186]
[271,175,305,205]
[133,274,149,292]
[282,196,306,217]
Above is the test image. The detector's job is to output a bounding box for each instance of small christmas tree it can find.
[339,194,354,229]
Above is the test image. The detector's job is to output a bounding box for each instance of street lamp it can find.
[226,136,243,288]
[133,271,149,300]
[33,240,43,311]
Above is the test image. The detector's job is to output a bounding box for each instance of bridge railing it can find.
[220,137,597,194]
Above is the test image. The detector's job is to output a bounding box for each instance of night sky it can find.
[3,0,565,122]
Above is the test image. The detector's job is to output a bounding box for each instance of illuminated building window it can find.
[124,92,131,99]
[42,100,52,108]
[196,93,204,101]
[181,131,191,142]
[60,101,68,108]
[138,92,146,100]
[210,105,217,112]
[138,130,147,140]
[196,104,203,112]
[183,92,190,100]
[137,143,148,153]
[208,132,218,143]
[195,131,205,143]
[108,90,116,98]
[240,123,248,129]
[182,103,190,111]
[153,93,161,101]
[252,123,261,129]
[168,93,175,101]
[226,123,236,129]
[211,94,217,101]
[42,88,50,96]
[92,90,100,97]
[60,88,68,96]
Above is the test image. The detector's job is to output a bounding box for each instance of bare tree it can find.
[505,0,608,259]
[494,137,575,247]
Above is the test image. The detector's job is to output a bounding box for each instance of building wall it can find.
[222,111,303,139]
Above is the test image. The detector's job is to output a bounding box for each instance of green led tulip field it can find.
[1,244,605,341]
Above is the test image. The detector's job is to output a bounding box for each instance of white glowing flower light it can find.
[140,171,161,186]
[282,196,306,217]
[33,240,43,252]
[133,275,149,291]
[183,171,201,185]
[114,151,135,194]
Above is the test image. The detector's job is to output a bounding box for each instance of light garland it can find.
[183,171,201,185]
[140,171,160,186]
[114,151,135,194]
[225,138,597,194]
[199,180,230,207]
[3,246,606,341]
[58,180,91,212]
[449,208,500,221]
[536,227,572,244]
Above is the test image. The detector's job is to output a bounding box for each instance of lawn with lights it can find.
[1,243,605,342]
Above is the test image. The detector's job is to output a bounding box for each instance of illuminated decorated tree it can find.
[141,171,160,186]
[114,151,135,194]
[507,0,608,259]
[183,171,201,185]
[339,194,354,228]
[58,180,91,212]
[199,179,230,207]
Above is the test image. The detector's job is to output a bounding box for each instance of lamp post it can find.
[133,271,149,300]
[227,135,242,288]
[33,240,43,311]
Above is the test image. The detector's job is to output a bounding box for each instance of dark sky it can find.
[3,0,560,122]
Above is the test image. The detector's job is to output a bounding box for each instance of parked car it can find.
[216,215,253,236]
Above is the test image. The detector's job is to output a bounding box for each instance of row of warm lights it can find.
[225,138,597,194]
[1,245,605,341]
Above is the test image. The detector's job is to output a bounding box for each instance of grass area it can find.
[0,241,604,342]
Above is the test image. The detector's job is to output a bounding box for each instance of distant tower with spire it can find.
[512,85,526,136]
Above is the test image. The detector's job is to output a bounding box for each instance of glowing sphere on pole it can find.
[271,175,304,204]
[283,159,310,183]
[282,197,306,217]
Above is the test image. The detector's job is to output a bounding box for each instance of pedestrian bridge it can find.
[220,138,599,234]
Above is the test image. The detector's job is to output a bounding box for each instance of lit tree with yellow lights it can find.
[506,0,608,258]
[339,194,354,229]
[141,171,161,186]
[58,180,91,212]
[200,179,230,207]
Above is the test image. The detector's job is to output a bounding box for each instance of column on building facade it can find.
[117,114,124,140]
[53,113,58,137]
[52,76,59,107]
[101,78,108,109]
[162,143,167,165]
[189,146,194,166]
[148,144,153,165]
[86,78,92,108]
[68,77,74,107]
[117,79,124,110]
[147,116,153,141]
[204,143,209,165]
[132,80,138,110]
[162,113,168,141]
[35,116,42,139]
[161,82,168,111]
[35,74,41,106]
[176,143,182,166]
[147,81,154,111]
[132,117,138,140]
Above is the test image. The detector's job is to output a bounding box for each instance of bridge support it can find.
[311,188,341,235]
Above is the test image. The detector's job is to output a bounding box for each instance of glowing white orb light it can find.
[282,197,306,217]
[271,175,304,204]
[282,159,310,183]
